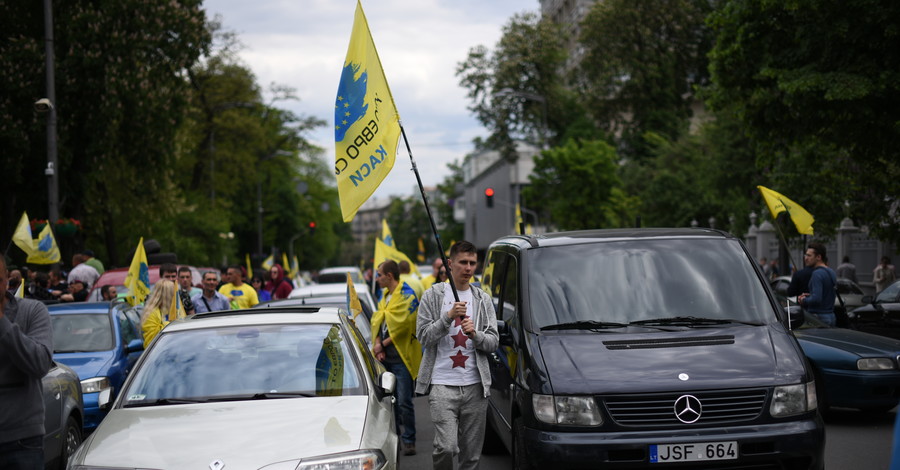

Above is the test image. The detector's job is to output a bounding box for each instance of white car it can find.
[316,266,366,285]
[67,307,398,470]
[289,282,377,318]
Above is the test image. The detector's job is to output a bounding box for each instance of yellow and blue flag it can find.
[757,186,815,235]
[374,238,420,276]
[346,273,363,320]
[13,212,35,257]
[124,238,151,306]
[334,1,401,222]
[381,219,394,247]
[26,224,60,264]
[261,254,274,271]
[315,325,345,396]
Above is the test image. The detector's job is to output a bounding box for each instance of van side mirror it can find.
[379,371,396,396]
[786,306,804,330]
[497,320,513,347]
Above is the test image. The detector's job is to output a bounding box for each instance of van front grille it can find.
[604,388,768,427]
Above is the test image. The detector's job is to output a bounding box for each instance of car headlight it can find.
[858,358,896,370]
[533,394,603,425]
[770,381,816,417]
[81,377,111,394]
[296,449,386,470]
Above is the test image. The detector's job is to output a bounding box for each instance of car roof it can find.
[290,283,366,297]
[163,307,347,333]
[47,301,115,314]
[491,228,733,250]
[89,265,203,293]
[319,266,363,274]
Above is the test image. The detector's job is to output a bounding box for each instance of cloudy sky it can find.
[203,0,539,199]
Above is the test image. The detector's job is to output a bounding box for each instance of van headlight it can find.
[770,381,817,417]
[296,449,386,469]
[533,394,603,425]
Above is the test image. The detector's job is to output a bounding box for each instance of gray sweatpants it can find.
[428,384,488,470]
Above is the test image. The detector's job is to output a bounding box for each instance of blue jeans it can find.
[0,435,44,469]
[812,312,836,327]
[384,360,416,444]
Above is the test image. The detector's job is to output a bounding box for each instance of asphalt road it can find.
[399,397,896,469]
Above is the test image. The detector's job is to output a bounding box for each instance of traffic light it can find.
[485,187,494,208]
[308,221,316,236]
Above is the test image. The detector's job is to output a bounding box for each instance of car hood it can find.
[54,351,114,382]
[80,396,370,468]
[796,327,900,355]
[537,325,806,394]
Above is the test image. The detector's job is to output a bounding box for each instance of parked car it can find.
[48,301,144,432]
[289,282,376,318]
[481,229,824,469]
[848,279,900,340]
[791,309,900,413]
[68,306,399,469]
[42,361,83,470]
[770,275,866,327]
[316,266,366,284]
[87,265,202,301]
[256,296,374,346]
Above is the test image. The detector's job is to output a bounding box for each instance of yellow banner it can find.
[13,212,35,256]
[757,185,815,235]
[124,238,151,306]
[26,224,60,264]
[334,1,401,222]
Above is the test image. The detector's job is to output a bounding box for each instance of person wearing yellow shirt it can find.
[218,265,259,309]
[420,258,443,291]
[140,280,182,347]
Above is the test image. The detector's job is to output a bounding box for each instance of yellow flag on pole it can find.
[245,253,253,281]
[346,273,363,319]
[124,238,151,306]
[374,238,420,276]
[381,219,394,247]
[757,186,815,235]
[282,252,292,278]
[334,1,401,222]
[417,237,426,263]
[26,224,60,264]
[261,254,274,271]
[13,212,35,256]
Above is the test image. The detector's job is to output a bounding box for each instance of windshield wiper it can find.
[203,392,318,402]
[630,316,762,327]
[541,320,629,331]
[123,397,209,408]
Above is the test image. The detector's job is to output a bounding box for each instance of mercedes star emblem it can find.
[209,459,225,470]
[674,394,702,424]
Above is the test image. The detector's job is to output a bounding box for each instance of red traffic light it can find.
[485,187,495,197]
[308,221,316,228]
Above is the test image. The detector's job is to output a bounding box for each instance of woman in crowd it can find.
[141,280,182,347]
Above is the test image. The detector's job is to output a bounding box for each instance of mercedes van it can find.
[481,229,824,469]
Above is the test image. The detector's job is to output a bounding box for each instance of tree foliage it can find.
[707,0,900,242]
[523,140,637,230]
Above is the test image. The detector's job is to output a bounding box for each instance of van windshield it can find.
[527,238,774,330]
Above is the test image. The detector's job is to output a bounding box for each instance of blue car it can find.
[48,301,144,431]
[794,311,900,413]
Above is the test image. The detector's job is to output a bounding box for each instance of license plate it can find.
[649,441,738,463]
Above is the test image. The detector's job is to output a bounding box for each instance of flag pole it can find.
[772,206,798,273]
[399,122,460,302]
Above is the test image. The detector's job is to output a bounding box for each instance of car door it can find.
[485,249,517,435]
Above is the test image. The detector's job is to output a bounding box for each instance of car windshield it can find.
[527,238,774,330]
[876,281,900,302]
[51,314,114,352]
[122,323,365,406]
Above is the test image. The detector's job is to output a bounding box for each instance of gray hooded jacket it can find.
[415,282,499,397]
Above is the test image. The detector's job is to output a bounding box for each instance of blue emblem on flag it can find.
[37,233,53,252]
[139,262,150,287]
[334,63,368,142]
[383,234,393,246]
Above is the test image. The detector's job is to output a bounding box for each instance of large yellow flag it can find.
[757,186,815,235]
[374,238,420,276]
[13,213,35,256]
[334,1,401,222]
[26,224,60,264]
[124,238,151,306]
[346,273,363,320]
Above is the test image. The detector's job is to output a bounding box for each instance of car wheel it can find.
[58,415,82,470]
[512,417,535,470]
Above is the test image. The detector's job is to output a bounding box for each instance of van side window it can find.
[499,255,519,331]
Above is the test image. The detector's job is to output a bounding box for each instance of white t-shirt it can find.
[430,287,480,386]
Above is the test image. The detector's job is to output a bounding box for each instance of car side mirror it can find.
[379,371,396,396]
[786,306,804,330]
[861,295,874,304]
[497,320,513,347]
[125,338,144,353]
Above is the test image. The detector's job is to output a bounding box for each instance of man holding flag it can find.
[371,260,422,456]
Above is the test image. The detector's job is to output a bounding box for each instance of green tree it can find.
[385,197,433,264]
[523,140,638,230]
[433,160,465,248]
[578,0,715,159]
[706,0,900,242]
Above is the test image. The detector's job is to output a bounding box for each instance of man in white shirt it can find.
[416,241,499,470]
[67,253,99,289]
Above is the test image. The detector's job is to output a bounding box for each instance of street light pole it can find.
[42,0,59,224]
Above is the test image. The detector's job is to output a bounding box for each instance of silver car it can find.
[67,307,398,469]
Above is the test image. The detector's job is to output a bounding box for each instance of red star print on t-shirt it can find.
[451,330,469,348]
[454,315,466,327]
[450,350,469,368]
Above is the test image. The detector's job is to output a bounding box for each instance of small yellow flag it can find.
[26,224,61,264]
[757,185,815,235]
[374,238,420,276]
[124,238,151,306]
[13,212,35,256]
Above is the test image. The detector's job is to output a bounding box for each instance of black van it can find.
[481,229,824,469]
